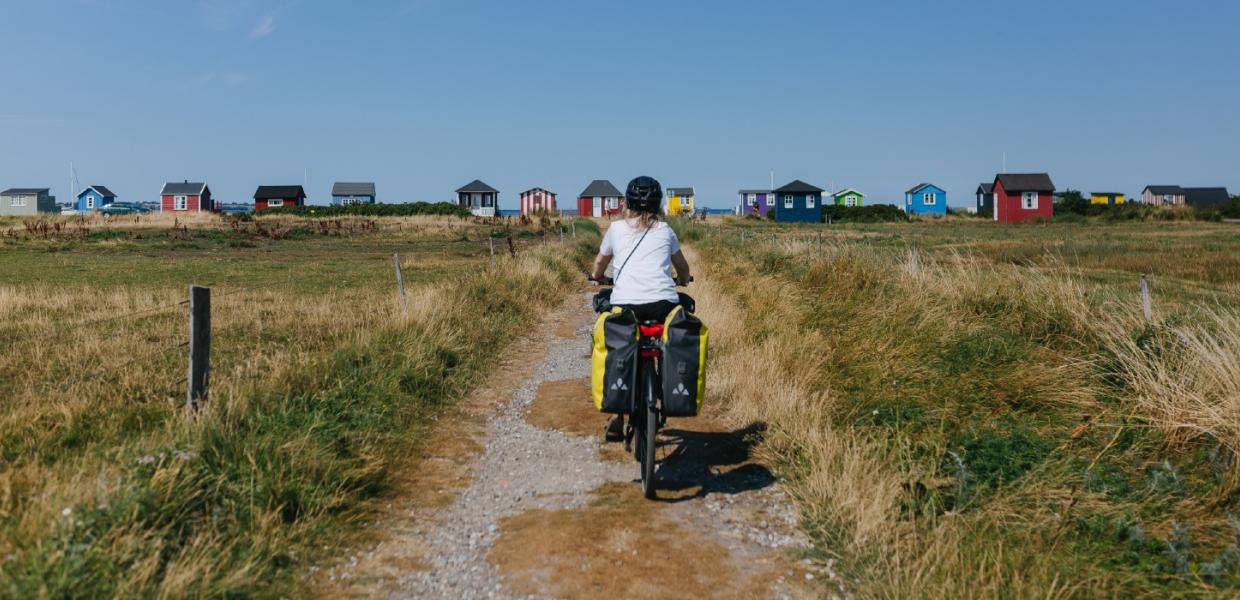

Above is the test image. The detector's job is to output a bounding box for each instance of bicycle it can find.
[590,275,693,499]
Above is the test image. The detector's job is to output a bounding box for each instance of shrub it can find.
[256,202,470,218]
[822,204,909,223]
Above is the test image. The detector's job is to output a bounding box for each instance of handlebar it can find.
[589,275,693,286]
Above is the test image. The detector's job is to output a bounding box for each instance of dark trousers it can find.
[618,300,678,323]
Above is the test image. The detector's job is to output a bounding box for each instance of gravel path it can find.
[391,297,631,598]
[333,292,819,599]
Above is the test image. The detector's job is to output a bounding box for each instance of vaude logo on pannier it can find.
[610,378,629,392]
[672,382,690,396]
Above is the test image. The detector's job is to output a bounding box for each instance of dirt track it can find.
[320,289,822,599]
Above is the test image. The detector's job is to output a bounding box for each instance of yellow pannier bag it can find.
[660,305,708,417]
[591,307,639,413]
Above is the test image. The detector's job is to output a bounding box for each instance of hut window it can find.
[748,194,757,207]
[923,193,936,205]
[268,199,283,207]
[784,195,793,208]
[806,194,815,208]
[174,195,188,210]
[766,195,774,207]
[86,197,95,209]
[1021,192,1038,209]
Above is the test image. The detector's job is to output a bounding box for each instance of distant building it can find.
[331,182,376,205]
[519,188,557,215]
[76,186,118,213]
[160,181,214,213]
[666,187,695,216]
[1090,192,1125,205]
[993,173,1055,224]
[0,188,57,216]
[253,185,306,211]
[976,183,996,214]
[736,189,773,217]
[832,189,864,207]
[770,180,824,223]
[577,180,623,218]
[904,183,947,216]
[1185,187,1231,206]
[1141,186,1185,206]
[456,180,499,217]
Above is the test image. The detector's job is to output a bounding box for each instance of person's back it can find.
[601,218,681,308]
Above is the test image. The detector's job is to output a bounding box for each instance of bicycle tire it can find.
[640,363,658,499]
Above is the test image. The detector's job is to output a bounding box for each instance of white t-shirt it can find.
[599,219,681,305]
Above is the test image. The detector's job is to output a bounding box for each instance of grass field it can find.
[0,212,598,597]
[688,218,1240,597]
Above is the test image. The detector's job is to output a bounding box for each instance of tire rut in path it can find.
[326,291,822,599]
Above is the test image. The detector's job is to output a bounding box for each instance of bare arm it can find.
[671,250,691,286]
[591,254,613,281]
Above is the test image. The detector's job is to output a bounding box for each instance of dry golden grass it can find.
[689,224,1240,598]
[0,216,596,596]
[1102,310,1240,459]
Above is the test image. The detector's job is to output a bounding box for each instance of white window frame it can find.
[845,196,857,207]
[174,195,188,210]
[748,193,757,207]
[11,196,28,207]
[608,197,618,209]
[268,198,284,208]
[1021,191,1038,210]
[86,196,95,209]
[806,194,815,209]
[766,195,774,207]
[923,192,936,205]
[784,194,793,208]
[681,196,691,207]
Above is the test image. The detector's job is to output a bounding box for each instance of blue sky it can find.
[2,0,1237,209]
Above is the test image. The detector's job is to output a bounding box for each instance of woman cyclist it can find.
[590,176,692,441]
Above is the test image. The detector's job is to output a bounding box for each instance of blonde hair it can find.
[625,209,660,230]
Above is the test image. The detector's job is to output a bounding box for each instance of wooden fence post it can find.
[187,285,210,411]
[507,236,517,257]
[393,253,408,317]
[560,226,564,244]
[488,237,495,269]
[1140,274,1152,323]
[571,220,576,239]
[909,245,920,276]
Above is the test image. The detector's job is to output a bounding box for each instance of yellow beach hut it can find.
[1090,192,1125,205]
[666,187,695,217]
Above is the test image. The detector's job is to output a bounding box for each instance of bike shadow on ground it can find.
[650,422,775,503]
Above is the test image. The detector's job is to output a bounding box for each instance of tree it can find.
[1055,189,1090,215]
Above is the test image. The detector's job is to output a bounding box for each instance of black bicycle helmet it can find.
[625,176,663,214]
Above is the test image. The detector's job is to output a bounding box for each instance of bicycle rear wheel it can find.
[640,365,658,499]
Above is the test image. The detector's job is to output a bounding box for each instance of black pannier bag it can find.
[660,305,708,417]
[591,307,638,413]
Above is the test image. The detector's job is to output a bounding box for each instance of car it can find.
[98,202,151,216]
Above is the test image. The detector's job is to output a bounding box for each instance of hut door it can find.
[593,197,602,217]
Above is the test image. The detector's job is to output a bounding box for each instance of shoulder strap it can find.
[613,225,651,282]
